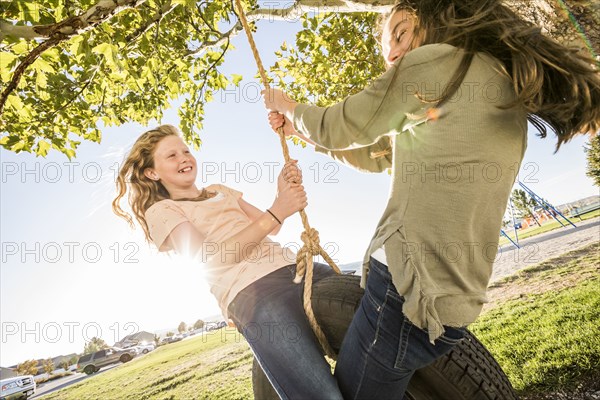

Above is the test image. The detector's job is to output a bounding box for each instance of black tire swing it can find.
[252,275,519,400]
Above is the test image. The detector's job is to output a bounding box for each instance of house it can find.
[0,367,17,380]
[51,353,79,369]
[114,331,156,348]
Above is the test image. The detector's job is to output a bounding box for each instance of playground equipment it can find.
[501,181,577,249]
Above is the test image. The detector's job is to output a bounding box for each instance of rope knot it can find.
[294,228,321,284]
[300,228,321,254]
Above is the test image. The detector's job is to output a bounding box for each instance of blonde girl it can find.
[113,125,344,399]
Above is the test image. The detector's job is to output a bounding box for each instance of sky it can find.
[1,12,599,368]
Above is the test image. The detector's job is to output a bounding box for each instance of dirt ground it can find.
[491,216,599,282]
[484,241,599,312]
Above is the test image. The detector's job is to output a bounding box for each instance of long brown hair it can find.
[381,0,600,150]
[112,125,213,243]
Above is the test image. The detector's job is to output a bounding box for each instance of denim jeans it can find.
[228,263,343,400]
[334,257,465,400]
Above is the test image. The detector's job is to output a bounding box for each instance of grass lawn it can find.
[43,243,599,399]
[42,330,254,400]
[471,242,600,399]
[499,209,599,246]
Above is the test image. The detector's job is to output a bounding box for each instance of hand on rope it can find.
[270,161,307,224]
[267,111,297,138]
[261,88,297,116]
[280,159,302,184]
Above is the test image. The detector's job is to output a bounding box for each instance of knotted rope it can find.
[233,0,341,358]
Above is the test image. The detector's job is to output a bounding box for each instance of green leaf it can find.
[64,148,76,160]
[171,0,195,7]
[6,94,23,111]
[92,43,119,70]
[41,48,60,63]
[36,140,51,157]
[54,4,65,20]
[206,51,222,62]
[0,52,18,70]
[218,74,229,89]
[35,70,47,89]
[21,2,40,23]
[231,74,243,85]
[32,57,54,73]
[10,140,25,152]
[69,36,84,55]
[11,41,30,55]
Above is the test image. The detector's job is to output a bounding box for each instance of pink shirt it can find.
[145,184,296,318]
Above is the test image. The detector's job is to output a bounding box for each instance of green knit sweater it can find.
[292,43,528,342]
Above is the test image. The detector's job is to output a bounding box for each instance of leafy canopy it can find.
[1,0,247,158]
[0,0,385,158]
[2,0,592,158]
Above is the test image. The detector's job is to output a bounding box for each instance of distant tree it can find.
[83,337,109,355]
[153,334,161,346]
[584,134,600,187]
[43,358,54,375]
[177,322,187,333]
[193,319,205,330]
[69,355,79,366]
[511,189,542,227]
[166,331,174,337]
[60,360,70,371]
[15,359,39,376]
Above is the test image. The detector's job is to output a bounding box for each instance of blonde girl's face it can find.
[144,135,198,189]
[381,9,422,68]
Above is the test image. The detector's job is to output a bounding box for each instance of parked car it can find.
[170,334,183,343]
[130,343,155,354]
[206,321,228,331]
[0,375,35,400]
[160,335,183,345]
[76,347,136,375]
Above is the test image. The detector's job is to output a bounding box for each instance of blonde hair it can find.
[381,0,600,150]
[112,125,214,243]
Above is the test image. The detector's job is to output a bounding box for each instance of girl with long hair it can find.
[264,0,599,398]
[113,125,344,399]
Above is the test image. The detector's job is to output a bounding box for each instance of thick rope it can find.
[233,0,341,358]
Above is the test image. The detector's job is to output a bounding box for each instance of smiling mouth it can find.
[178,166,192,173]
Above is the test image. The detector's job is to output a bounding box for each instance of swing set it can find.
[501,181,577,249]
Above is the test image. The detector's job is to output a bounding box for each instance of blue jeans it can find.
[334,257,465,399]
[228,263,343,400]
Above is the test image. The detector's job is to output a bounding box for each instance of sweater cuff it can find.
[290,103,317,142]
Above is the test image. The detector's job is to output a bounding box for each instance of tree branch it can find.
[186,22,242,56]
[0,37,61,116]
[0,0,149,41]
[125,1,177,44]
[0,0,151,116]
[246,0,395,21]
